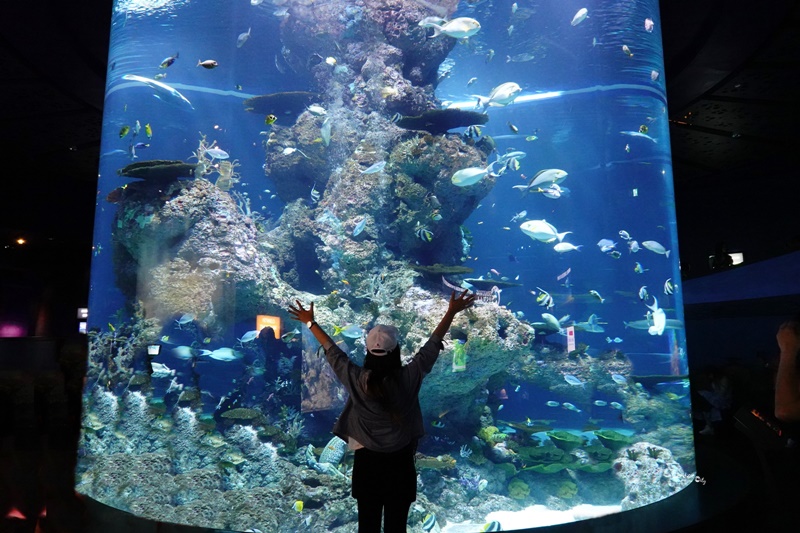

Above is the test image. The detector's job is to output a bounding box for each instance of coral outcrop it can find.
[613,442,694,511]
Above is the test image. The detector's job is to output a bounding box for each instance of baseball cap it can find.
[366,325,399,356]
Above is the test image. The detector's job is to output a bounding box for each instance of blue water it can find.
[82,0,693,529]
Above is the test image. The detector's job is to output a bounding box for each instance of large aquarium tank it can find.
[78,0,695,531]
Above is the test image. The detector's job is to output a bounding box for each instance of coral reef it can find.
[507,478,530,500]
[613,442,694,511]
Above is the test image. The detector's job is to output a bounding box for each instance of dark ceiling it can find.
[1,0,798,283]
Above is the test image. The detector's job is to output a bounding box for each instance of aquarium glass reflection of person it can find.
[288,290,475,533]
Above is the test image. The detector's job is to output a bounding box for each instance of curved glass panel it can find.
[79,0,695,530]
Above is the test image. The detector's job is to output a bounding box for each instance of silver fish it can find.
[236,27,251,48]
[360,160,386,174]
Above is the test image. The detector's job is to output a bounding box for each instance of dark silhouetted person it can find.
[711,241,733,270]
[288,290,475,533]
[696,366,732,436]
[775,316,800,422]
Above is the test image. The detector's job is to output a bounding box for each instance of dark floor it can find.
[1,337,799,533]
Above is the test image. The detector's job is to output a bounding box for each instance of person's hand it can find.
[448,290,476,315]
[288,300,315,324]
[777,320,800,357]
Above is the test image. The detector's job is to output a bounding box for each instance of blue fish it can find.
[610,373,627,385]
[360,160,386,174]
[333,324,364,339]
[564,374,584,387]
[353,217,367,236]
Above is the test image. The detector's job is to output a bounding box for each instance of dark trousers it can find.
[357,498,412,533]
[352,441,416,532]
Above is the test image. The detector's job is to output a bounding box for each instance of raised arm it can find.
[287,300,335,351]
[774,320,800,421]
[432,290,476,339]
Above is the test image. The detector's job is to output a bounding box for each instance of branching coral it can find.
[353,263,418,314]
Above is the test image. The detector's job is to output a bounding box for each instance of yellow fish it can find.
[144,123,153,139]
[293,500,304,512]
[119,125,130,138]
[265,114,277,125]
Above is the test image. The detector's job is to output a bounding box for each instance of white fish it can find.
[307,104,327,116]
[646,297,666,336]
[250,0,264,4]
[554,242,581,253]
[282,147,309,158]
[619,230,631,240]
[121,74,194,110]
[451,164,497,187]
[571,8,589,26]
[628,240,640,253]
[589,289,604,303]
[360,160,386,174]
[520,219,571,243]
[236,28,251,48]
[540,184,568,199]
[208,348,243,362]
[172,346,195,360]
[498,150,527,163]
[238,330,259,344]
[150,362,175,379]
[510,210,527,223]
[642,240,670,257]
[529,168,568,188]
[620,131,658,143]
[352,217,367,236]
[541,313,561,331]
[205,147,229,160]
[476,82,522,110]
[175,313,195,328]
[564,374,584,387]
[597,239,616,251]
[320,118,332,147]
[419,17,481,39]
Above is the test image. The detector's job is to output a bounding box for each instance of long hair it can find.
[363,345,404,422]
